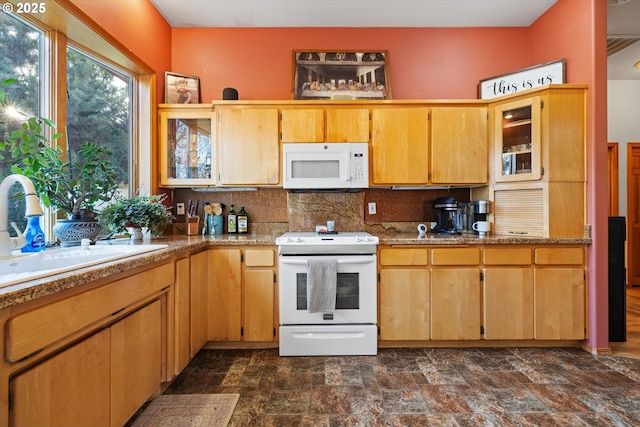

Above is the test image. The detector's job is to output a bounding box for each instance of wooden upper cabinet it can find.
[217,107,280,185]
[493,88,586,184]
[281,108,325,142]
[431,106,488,184]
[159,109,216,187]
[371,107,430,185]
[494,97,542,183]
[325,108,370,142]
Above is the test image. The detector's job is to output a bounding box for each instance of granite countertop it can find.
[0,232,590,310]
[379,233,591,245]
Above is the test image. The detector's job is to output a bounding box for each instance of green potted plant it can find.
[99,193,174,239]
[1,78,120,245]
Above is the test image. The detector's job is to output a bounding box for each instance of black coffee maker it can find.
[433,197,461,235]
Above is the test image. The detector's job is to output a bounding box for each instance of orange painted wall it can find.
[171,27,531,101]
[70,0,609,348]
[70,0,172,101]
[531,0,609,352]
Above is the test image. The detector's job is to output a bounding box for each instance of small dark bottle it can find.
[238,206,248,234]
[227,205,237,234]
[21,216,46,253]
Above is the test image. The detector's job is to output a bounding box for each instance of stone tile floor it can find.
[157,347,640,426]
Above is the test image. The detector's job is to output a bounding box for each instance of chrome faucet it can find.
[0,174,44,257]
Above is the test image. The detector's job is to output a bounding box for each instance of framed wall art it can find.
[292,51,391,100]
[478,59,565,100]
[165,71,200,104]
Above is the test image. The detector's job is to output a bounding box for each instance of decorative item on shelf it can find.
[222,87,238,100]
[292,50,391,100]
[164,71,200,103]
[0,78,119,246]
[478,58,566,100]
[99,193,175,239]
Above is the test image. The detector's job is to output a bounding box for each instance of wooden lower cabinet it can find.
[431,268,481,340]
[191,250,211,352]
[10,300,161,427]
[379,269,430,340]
[174,257,191,374]
[377,245,586,343]
[111,301,162,427]
[243,269,276,341]
[10,328,111,427]
[208,247,277,342]
[483,268,534,339]
[534,268,585,340]
[208,249,242,341]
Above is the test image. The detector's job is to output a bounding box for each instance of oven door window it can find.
[295,272,359,310]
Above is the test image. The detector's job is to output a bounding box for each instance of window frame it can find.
[14,5,155,238]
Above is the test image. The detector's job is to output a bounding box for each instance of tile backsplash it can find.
[171,187,473,235]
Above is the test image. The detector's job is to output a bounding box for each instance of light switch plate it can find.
[368,202,376,215]
[176,203,185,215]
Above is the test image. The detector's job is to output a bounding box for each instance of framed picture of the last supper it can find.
[292,51,391,100]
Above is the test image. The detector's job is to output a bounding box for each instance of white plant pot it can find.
[127,227,143,240]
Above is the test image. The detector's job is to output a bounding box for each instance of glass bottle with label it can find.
[227,205,237,234]
[238,206,248,234]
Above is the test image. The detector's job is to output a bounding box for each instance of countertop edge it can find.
[0,233,591,310]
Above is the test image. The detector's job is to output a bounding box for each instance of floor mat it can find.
[131,394,239,427]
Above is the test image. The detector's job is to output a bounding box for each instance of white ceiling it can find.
[150,0,640,80]
[149,0,557,28]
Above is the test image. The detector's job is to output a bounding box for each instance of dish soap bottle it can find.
[238,206,248,234]
[227,204,237,234]
[21,216,46,253]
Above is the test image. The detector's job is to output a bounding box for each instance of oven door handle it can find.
[279,258,375,266]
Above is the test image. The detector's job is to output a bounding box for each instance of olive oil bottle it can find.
[227,204,237,233]
[238,206,248,234]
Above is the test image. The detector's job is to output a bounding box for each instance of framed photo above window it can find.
[165,72,200,104]
[292,51,391,100]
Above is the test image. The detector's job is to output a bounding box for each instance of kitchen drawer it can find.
[534,248,583,265]
[6,262,173,363]
[379,248,428,266]
[244,249,275,267]
[431,248,480,266]
[483,248,532,265]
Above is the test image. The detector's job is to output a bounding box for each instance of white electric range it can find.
[276,232,379,356]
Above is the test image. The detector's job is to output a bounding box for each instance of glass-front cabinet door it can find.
[159,110,215,186]
[494,97,541,182]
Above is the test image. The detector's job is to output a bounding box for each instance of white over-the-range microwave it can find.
[282,143,369,189]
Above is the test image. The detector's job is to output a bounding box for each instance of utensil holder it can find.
[186,214,200,235]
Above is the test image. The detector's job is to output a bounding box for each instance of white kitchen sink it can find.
[0,243,168,289]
